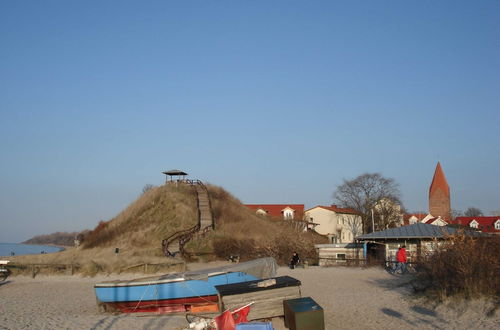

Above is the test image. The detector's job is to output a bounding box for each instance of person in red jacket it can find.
[394,245,407,274]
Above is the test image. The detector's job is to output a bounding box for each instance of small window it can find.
[337,253,346,260]
[495,220,500,230]
[283,209,294,220]
[470,220,479,229]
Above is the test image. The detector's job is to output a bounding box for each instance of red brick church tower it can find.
[429,162,451,221]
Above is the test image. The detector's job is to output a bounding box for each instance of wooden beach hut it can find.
[356,222,489,264]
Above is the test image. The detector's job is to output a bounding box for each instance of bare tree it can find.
[450,209,463,220]
[491,210,500,217]
[464,207,483,217]
[333,173,402,234]
[142,184,154,194]
[341,214,363,241]
[373,198,405,230]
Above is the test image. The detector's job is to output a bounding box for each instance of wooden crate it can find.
[216,276,301,321]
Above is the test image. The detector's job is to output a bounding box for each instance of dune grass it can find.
[204,184,326,264]
[415,233,500,300]
[82,184,198,249]
[8,182,327,275]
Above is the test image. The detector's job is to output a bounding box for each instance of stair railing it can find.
[162,179,214,257]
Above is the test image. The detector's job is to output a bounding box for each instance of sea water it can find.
[0,243,63,257]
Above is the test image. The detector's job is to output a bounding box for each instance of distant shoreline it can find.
[21,242,68,252]
[0,242,66,257]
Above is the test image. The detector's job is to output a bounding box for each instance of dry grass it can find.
[8,246,184,277]
[82,184,197,249]
[415,233,500,300]
[8,182,327,274]
[206,184,327,264]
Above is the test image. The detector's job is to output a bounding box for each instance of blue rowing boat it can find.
[94,257,277,313]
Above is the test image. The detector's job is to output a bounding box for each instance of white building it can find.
[404,213,448,226]
[305,205,361,243]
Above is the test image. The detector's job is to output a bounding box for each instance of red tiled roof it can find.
[429,162,450,198]
[306,204,359,215]
[245,204,305,218]
[451,217,500,233]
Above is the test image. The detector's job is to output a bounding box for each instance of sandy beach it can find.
[1,263,497,330]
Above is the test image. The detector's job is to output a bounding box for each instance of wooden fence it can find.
[7,261,186,278]
[119,261,186,274]
[7,263,80,278]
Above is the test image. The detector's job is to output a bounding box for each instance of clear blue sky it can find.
[1,1,499,242]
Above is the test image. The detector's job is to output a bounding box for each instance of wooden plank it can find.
[222,286,299,303]
[221,286,301,320]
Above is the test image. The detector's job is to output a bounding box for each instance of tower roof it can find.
[429,162,450,197]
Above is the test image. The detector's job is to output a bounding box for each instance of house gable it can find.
[245,204,304,220]
[256,208,267,216]
[453,216,500,233]
[420,214,435,223]
[427,216,448,226]
[282,207,295,220]
[404,213,431,225]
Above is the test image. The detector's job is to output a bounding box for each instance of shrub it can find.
[415,233,500,300]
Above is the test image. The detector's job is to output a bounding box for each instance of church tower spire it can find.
[429,162,451,221]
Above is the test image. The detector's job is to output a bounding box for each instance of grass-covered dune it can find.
[9,183,327,275]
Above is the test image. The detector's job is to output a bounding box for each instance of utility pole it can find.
[371,209,375,233]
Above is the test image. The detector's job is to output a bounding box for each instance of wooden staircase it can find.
[162,180,214,258]
[196,184,213,231]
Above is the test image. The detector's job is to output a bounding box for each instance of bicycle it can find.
[384,260,418,275]
[384,260,397,274]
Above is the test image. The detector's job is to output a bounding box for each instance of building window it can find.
[283,210,294,220]
[470,220,479,229]
[495,220,500,230]
[337,253,346,260]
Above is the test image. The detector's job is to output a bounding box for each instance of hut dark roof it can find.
[162,169,188,176]
[356,223,487,240]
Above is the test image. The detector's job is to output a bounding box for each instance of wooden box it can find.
[216,276,301,321]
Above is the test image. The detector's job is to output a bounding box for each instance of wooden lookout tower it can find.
[162,169,188,183]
